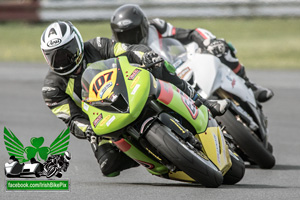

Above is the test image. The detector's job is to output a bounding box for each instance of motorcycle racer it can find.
[110,4,274,103]
[41,21,228,177]
[43,151,71,178]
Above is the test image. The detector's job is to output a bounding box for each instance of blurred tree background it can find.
[0,0,299,69]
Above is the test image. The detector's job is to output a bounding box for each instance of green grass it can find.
[1,18,299,69]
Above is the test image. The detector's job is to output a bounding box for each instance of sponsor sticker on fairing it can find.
[131,84,140,95]
[128,69,141,80]
[93,113,103,128]
[83,102,89,111]
[106,116,116,127]
[99,82,113,99]
[213,133,221,164]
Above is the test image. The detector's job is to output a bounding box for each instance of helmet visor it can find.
[115,26,143,44]
[43,37,82,74]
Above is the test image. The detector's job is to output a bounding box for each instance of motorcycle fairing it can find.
[179,53,257,107]
[82,57,151,135]
[88,68,118,101]
[195,119,231,175]
[156,80,208,134]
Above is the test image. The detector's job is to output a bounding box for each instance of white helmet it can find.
[41,21,84,75]
[63,151,71,162]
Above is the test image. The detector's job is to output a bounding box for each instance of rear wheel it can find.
[223,151,245,185]
[145,122,223,188]
[216,111,275,169]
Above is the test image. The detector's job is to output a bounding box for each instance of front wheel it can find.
[223,151,245,185]
[216,110,275,169]
[145,122,223,188]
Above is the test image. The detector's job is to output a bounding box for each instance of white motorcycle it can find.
[149,37,275,169]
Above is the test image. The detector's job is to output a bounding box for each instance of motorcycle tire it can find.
[46,165,58,178]
[145,122,223,188]
[223,151,245,185]
[216,110,275,169]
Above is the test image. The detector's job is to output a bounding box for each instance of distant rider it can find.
[43,151,71,178]
[40,21,228,177]
[110,4,274,103]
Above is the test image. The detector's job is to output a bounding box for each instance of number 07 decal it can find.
[89,68,117,101]
[178,89,199,119]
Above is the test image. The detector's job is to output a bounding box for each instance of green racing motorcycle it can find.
[81,56,245,188]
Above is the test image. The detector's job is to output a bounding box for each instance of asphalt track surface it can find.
[0,62,300,200]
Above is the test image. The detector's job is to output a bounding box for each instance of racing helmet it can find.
[41,21,84,75]
[63,151,71,162]
[110,4,149,44]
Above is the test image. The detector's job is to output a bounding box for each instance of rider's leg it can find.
[220,45,274,103]
[236,66,274,103]
[92,139,139,177]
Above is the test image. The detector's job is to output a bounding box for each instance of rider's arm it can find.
[86,37,152,64]
[42,73,89,139]
[151,60,195,99]
[150,18,218,45]
[150,18,242,75]
[150,18,196,44]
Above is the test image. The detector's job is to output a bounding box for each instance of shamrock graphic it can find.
[25,137,50,161]
[4,127,70,163]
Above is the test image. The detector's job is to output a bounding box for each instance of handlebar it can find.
[142,58,164,70]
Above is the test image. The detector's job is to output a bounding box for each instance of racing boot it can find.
[237,66,274,103]
[245,79,274,103]
[193,94,230,117]
[184,82,229,117]
[93,140,139,177]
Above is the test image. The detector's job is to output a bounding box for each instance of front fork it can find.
[217,89,268,144]
[195,117,232,175]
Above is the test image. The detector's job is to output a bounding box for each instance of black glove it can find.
[193,93,230,117]
[85,125,95,142]
[185,82,196,99]
[86,125,100,152]
[203,39,228,57]
[142,51,164,68]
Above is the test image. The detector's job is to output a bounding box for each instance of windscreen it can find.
[148,37,187,69]
[81,58,117,102]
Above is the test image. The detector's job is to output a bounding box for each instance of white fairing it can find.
[147,35,257,107]
[178,42,257,107]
